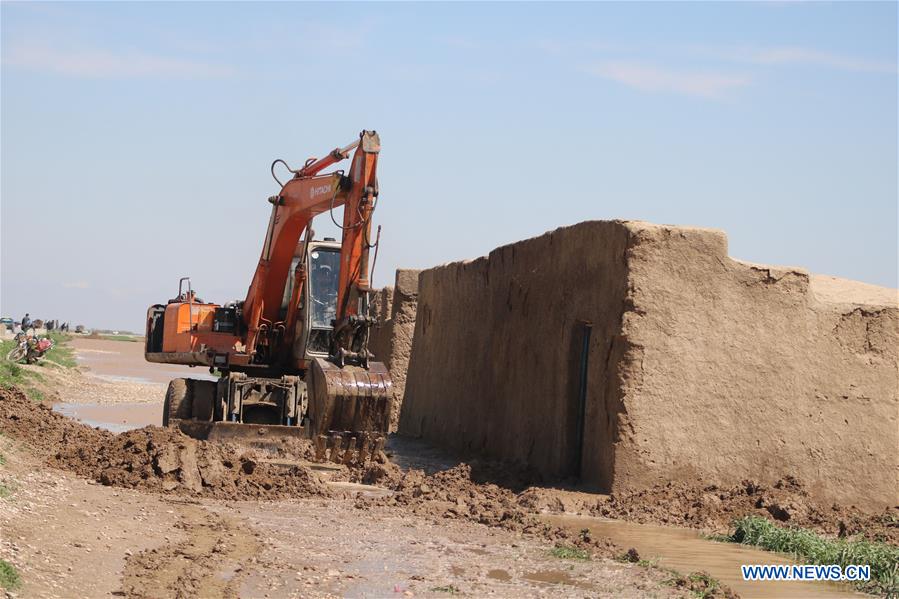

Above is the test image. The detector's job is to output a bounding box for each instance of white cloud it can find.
[2,40,235,79]
[535,38,633,56]
[585,61,751,99]
[440,36,482,50]
[738,46,898,74]
[62,281,90,289]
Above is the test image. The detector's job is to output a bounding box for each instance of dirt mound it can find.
[0,387,330,500]
[54,427,330,499]
[0,386,107,454]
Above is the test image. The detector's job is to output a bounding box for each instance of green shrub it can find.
[550,545,590,560]
[0,559,21,590]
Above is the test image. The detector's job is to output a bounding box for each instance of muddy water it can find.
[54,402,161,432]
[71,337,213,385]
[543,515,860,598]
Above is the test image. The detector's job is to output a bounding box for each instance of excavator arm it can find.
[243,130,380,365]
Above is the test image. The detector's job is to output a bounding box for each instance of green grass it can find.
[0,480,15,499]
[727,515,899,596]
[656,569,726,599]
[0,354,45,402]
[0,559,21,591]
[685,572,721,599]
[623,553,725,599]
[0,339,14,363]
[0,350,33,387]
[41,332,78,368]
[430,585,460,595]
[97,334,142,342]
[549,544,590,561]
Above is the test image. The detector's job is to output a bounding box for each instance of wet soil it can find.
[0,419,681,598]
[53,401,160,431]
[121,503,262,598]
[543,515,861,599]
[519,480,899,546]
[5,384,893,598]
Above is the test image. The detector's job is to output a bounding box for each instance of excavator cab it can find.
[281,239,341,358]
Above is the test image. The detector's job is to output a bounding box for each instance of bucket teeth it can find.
[329,433,344,463]
[313,432,383,466]
[342,437,357,465]
[356,432,370,465]
[314,435,328,461]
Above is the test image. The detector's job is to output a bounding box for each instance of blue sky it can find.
[2,1,896,331]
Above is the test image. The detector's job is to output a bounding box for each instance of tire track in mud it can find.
[120,502,262,599]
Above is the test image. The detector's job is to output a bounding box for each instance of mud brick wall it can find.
[368,269,421,432]
[400,222,631,481]
[399,220,898,510]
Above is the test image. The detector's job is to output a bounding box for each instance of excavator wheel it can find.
[309,357,392,465]
[191,380,216,421]
[162,378,192,428]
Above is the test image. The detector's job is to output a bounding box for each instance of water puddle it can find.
[87,373,163,385]
[486,568,510,581]
[71,337,214,385]
[523,569,595,590]
[542,514,860,598]
[53,402,160,432]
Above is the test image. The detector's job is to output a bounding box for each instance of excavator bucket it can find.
[309,357,392,465]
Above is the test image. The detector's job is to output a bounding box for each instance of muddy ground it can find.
[1,348,893,597]
[0,385,691,598]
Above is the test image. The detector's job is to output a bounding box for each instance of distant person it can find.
[21,313,32,332]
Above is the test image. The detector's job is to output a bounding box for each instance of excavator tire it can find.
[191,380,216,421]
[163,378,192,428]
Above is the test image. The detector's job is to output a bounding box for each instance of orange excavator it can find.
[145,130,391,462]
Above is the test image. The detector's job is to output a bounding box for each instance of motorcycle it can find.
[6,332,53,364]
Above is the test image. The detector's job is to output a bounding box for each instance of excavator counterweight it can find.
[145,131,392,462]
